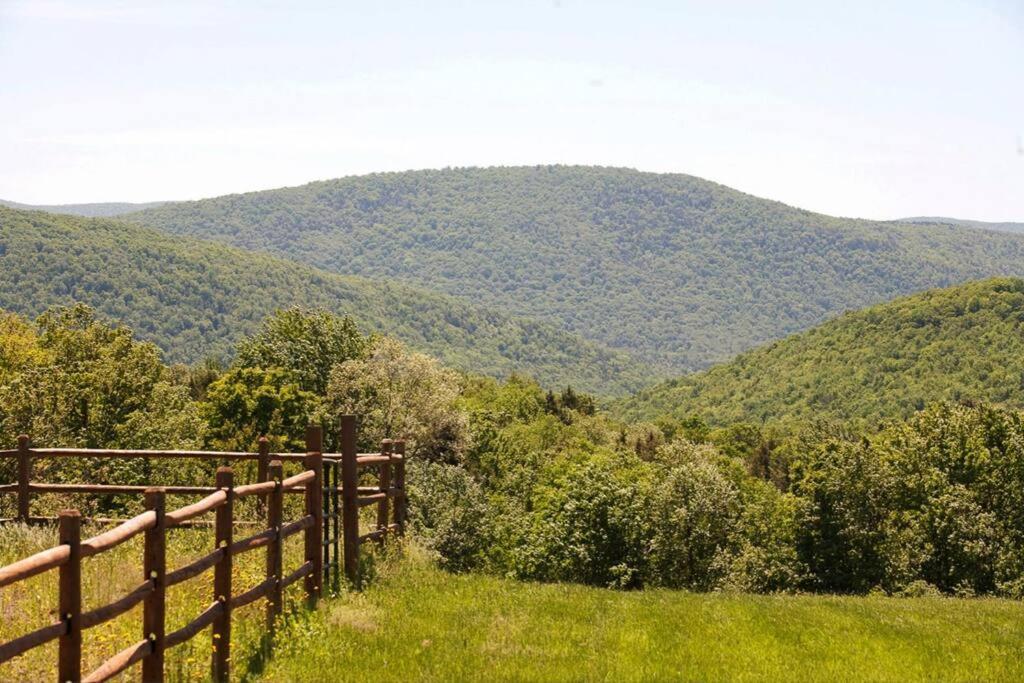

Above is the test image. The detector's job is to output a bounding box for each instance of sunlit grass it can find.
[261,548,1024,683]
[0,520,319,682]
[4,528,1023,682]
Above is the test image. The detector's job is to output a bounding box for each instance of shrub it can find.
[514,454,651,588]
[406,459,493,573]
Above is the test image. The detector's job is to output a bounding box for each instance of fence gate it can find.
[323,458,341,592]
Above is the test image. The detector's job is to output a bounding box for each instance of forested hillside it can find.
[129,165,1024,373]
[616,278,1024,425]
[0,206,653,394]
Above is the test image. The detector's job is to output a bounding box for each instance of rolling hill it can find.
[0,198,165,217]
[0,205,654,394]
[615,278,1024,426]
[127,165,1024,374]
[899,216,1024,236]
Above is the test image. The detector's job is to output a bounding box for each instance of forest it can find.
[616,278,1024,426]
[127,165,1024,374]
[2,298,1023,599]
[0,205,652,395]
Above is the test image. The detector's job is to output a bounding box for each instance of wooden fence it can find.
[0,415,407,682]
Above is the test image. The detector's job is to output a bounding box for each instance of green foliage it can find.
[0,306,209,514]
[646,444,741,590]
[0,198,164,217]
[327,337,469,459]
[0,205,654,395]
[202,366,317,451]
[131,166,1024,375]
[0,304,167,448]
[515,454,651,588]
[790,402,1024,596]
[618,278,1024,426]
[432,370,1024,597]
[235,307,370,394]
[4,291,1024,601]
[406,460,493,573]
[261,552,1024,683]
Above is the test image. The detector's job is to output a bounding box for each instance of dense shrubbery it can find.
[410,375,1024,597]
[2,303,1022,597]
[789,403,1024,596]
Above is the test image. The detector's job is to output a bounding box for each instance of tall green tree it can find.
[235,307,370,394]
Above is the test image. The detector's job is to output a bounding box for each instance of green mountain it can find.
[899,216,1024,236]
[127,166,1024,374]
[615,278,1024,426]
[0,206,653,395]
[0,198,165,217]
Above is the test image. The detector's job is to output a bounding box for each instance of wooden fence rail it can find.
[0,415,408,682]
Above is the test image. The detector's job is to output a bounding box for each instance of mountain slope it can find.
[0,206,654,394]
[0,199,165,217]
[899,216,1024,236]
[615,278,1024,425]
[128,166,1024,374]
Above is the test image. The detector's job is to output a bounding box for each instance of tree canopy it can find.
[0,205,653,395]
[616,278,1024,427]
[130,165,1024,374]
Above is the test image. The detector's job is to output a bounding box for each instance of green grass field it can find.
[2,525,1022,682]
[0,521,312,682]
[261,549,1024,683]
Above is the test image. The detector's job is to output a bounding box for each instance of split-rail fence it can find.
[0,415,406,682]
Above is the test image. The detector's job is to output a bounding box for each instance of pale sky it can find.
[1,0,1021,221]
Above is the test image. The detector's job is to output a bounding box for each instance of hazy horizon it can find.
[2,0,1022,221]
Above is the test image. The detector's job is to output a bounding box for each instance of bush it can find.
[406,459,493,573]
[645,457,740,590]
[514,454,651,588]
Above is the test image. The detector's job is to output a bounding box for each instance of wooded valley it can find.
[2,167,1024,680]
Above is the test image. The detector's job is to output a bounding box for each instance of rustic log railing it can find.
[0,415,408,682]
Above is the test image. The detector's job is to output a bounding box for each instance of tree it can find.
[235,307,370,395]
[515,453,651,588]
[326,337,468,460]
[203,366,317,451]
[645,440,741,589]
[0,304,166,448]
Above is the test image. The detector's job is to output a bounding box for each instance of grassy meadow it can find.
[261,549,1024,683]
[1,525,1022,682]
[0,521,313,682]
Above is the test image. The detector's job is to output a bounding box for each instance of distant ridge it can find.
[615,278,1024,426]
[127,165,1024,373]
[0,205,655,395]
[899,216,1024,236]
[0,198,165,217]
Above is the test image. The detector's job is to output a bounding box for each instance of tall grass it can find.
[261,548,1024,683]
[4,527,1023,682]
[0,521,316,682]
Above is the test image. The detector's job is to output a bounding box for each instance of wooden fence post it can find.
[212,467,233,683]
[143,488,166,683]
[304,425,323,608]
[393,440,407,536]
[58,509,81,683]
[17,435,30,524]
[256,436,270,513]
[377,440,393,547]
[339,416,359,585]
[266,460,284,639]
